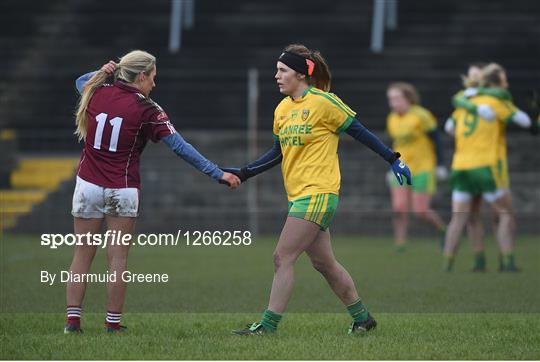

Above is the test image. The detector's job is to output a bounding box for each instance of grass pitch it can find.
[1,233,539,359]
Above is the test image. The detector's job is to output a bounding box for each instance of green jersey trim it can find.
[504,112,516,124]
[335,116,354,134]
[453,95,477,113]
[308,88,356,117]
[478,87,512,101]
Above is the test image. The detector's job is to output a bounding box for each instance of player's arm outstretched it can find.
[220,138,282,182]
[344,118,412,185]
[160,132,240,188]
[221,118,412,186]
[74,61,240,189]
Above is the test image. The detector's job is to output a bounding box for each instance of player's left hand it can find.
[391,159,412,186]
[436,165,448,181]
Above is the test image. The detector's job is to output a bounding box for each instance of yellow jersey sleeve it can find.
[503,100,519,115]
[318,92,356,134]
[273,99,286,141]
[273,117,280,141]
[491,98,515,123]
[411,105,437,132]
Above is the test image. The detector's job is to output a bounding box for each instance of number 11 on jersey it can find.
[94,112,123,152]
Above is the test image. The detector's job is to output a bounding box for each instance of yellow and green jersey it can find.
[450,95,514,170]
[386,105,437,174]
[452,90,476,113]
[452,87,516,164]
[452,87,512,113]
[273,86,355,201]
[452,88,518,187]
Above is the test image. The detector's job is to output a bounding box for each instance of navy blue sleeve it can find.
[161,132,224,181]
[345,118,398,164]
[75,71,97,95]
[427,129,444,165]
[244,139,282,177]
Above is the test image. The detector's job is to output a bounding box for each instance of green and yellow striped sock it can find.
[347,299,369,322]
[260,309,282,332]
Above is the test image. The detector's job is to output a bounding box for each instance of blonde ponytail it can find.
[74,50,155,141]
[74,70,110,141]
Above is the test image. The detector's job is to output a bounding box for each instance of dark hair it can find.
[387,82,420,105]
[284,44,331,92]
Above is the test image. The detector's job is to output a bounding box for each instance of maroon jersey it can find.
[77,81,175,188]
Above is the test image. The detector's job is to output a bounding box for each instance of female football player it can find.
[65,50,240,333]
[385,82,446,251]
[447,63,531,271]
[222,44,411,335]
[443,63,530,271]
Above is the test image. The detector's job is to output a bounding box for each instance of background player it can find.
[386,82,446,251]
[448,63,531,271]
[443,63,529,271]
[222,44,411,335]
[65,51,240,333]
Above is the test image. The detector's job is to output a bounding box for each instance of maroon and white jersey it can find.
[77,81,175,189]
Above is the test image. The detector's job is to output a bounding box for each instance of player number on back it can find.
[462,112,477,137]
[93,112,123,152]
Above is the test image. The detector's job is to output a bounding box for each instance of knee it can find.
[74,246,97,262]
[107,253,128,268]
[393,204,408,215]
[411,200,429,216]
[413,209,430,221]
[273,250,298,272]
[272,252,281,271]
[497,212,513,224]
[311,258,335,276]
[273,251,288,272]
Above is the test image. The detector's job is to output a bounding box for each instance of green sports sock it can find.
[260,309,282,332]
[443,254,454,272]
[347,299,369,322]
[396,244,406,253]
[473,252,486,270]
[501,253,516,270]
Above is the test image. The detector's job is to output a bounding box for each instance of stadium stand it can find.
[1,0,538,233]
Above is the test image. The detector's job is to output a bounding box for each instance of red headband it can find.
[306,59,315,76]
